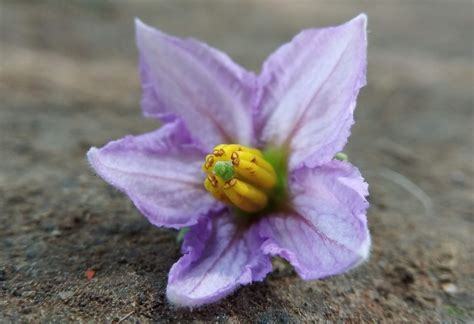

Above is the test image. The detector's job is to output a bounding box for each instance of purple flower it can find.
[87,14,370,307]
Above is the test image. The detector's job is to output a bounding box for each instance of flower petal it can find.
[167,210,272,307]
[256,14,367,170]
[259,160,370,280]
[87,120,218,229]
[136,19,256,150]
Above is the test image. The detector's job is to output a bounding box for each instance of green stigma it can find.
[213,160,234,182]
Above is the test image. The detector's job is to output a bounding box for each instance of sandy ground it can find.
[0,0,473,322]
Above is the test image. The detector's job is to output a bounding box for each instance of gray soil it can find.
[1,1,473,322]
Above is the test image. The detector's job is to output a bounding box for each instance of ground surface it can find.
[0,0,473,322]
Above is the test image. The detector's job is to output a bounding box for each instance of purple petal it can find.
[256,14,367,171]
[167,211,272,307]
[136,19,256,150]
[87,120,218,229]
[259,160,370,280]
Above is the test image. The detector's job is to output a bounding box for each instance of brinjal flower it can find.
[87,14,370,307]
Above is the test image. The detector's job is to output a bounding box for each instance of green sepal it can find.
[176,227,190,243]
[335,152,349,161]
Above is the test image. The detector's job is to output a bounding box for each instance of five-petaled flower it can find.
[88,14,370,307]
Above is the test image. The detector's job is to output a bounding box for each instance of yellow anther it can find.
[222,179,268,213]
[202,154,216,172]
[231,157,276,189]
[212,144,263,160]
[202,143,278,213]
[204,175,230,204]
[231,151,276,175]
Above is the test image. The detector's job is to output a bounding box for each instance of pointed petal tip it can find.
[348,14,368,43]
[86,146,101,171]
[362,237,371,259]
[134,17,142,26]
[342,14,367,39]
[357,232,372,262]
[286,13,367,41]
[351,13,368,35]
[353,13,368,24]
[135,17,169,43]
[134,17,148,35]
[86,146,96,158]
[166,287,197,308]
[166,284,224,308]
[135,17,156,39]
[134,17,154,31]
[339,233,371,273]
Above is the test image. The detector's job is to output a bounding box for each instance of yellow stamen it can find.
[202,154,216,172]
[222,179,268,213]
[204,174,230,204]
[231,157,276,189]
[212,144,263,160]
[202,144,277,213]
[230,151,275,174]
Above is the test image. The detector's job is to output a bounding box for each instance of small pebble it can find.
[59,291,74,300]
[85,269,95,280]
[51,229,62,237]
[22,290,36,298]
[441,283,458,295]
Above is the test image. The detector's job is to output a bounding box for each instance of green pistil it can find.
[213,161,235,182]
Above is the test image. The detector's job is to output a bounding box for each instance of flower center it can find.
[202,144,278,213]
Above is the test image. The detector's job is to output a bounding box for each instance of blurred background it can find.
[1,0,472,322]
